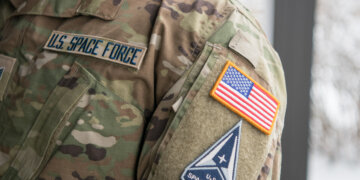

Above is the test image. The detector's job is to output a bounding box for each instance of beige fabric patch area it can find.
[229,30,262,68]
[150,57,273,180]
[44,31,147,70]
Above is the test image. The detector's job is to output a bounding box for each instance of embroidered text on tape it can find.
[44,31,147,69]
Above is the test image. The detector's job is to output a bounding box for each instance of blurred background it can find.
[240,0,360,179]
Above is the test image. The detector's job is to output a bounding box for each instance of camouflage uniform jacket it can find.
[0,0,287,179]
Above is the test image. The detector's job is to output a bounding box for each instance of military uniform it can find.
[0,0,286,179]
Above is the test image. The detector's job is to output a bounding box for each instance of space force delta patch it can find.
[44,31,147,69]
[0,67,4,80]
[210,61,280,135]
[181,121,242,180]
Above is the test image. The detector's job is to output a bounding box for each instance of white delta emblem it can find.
[181,121,242,180]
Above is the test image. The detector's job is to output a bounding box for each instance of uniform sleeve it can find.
[270,139,282,180]
[257,135,283,180]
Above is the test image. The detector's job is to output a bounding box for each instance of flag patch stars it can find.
[181,121,242,180]
[210,61,280,135]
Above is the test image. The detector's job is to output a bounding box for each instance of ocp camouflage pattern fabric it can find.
[0,0,287,179]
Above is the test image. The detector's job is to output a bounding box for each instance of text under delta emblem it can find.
[181,121,242,180]
[44,31,147,69]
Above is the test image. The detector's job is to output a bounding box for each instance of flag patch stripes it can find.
[210,61,280,135]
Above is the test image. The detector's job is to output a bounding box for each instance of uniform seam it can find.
[196,4,235,56]
[75,61,145,113]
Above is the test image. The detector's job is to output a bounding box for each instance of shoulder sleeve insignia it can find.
[181,121,242,180]
[210,61,280,135]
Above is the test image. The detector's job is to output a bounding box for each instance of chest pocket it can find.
[0,1,146,179]
[0,61,145,180]
[12,0,122,20]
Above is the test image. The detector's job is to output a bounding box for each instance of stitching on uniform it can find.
[144,3,237,180]
[207,43,222,50]
[190,5,233,59]
[74,62,145,113]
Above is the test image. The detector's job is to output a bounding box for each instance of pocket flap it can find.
[229,27,280,86]
[76,0,123,20]
[14,0,122,20]
[229,29,264,69]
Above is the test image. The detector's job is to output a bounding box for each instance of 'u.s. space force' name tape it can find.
[44,31,147,69]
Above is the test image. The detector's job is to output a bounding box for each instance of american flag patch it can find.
[210,61,280,135]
